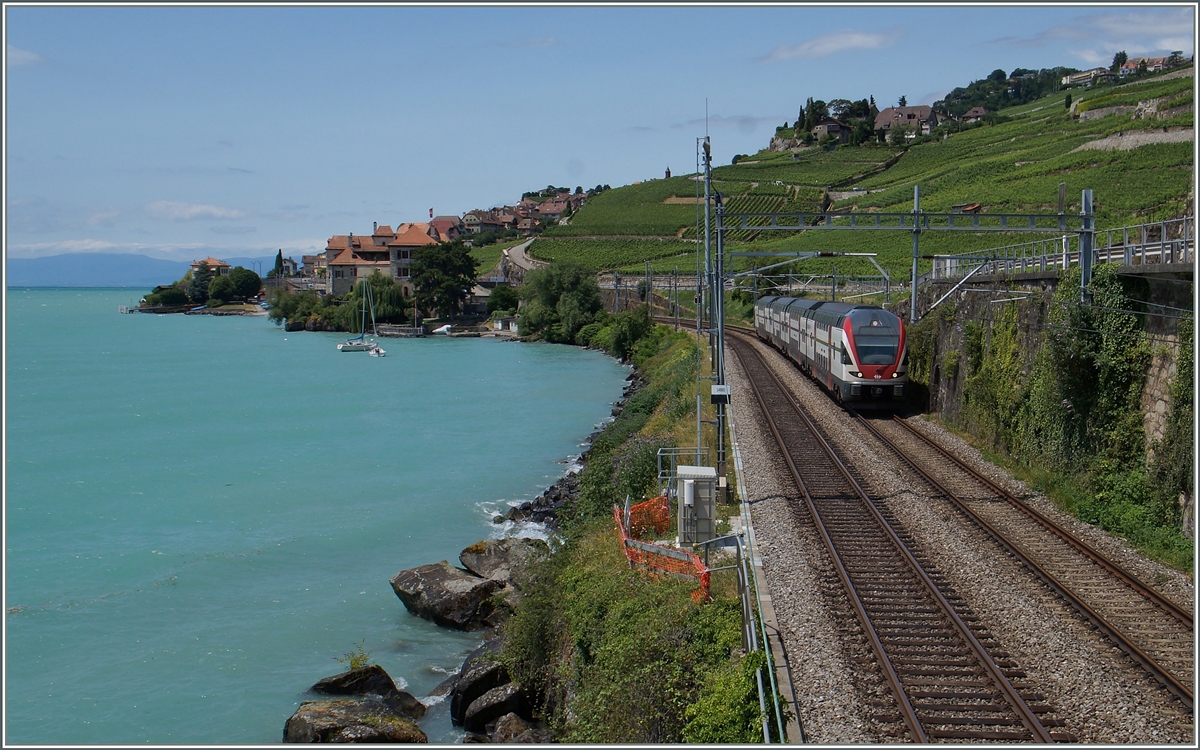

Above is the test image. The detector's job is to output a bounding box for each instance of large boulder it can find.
[283,698,427,743]
[450,642,508,726]
[310,664,396,697]
[492,713,555,744]
[309,665,426,720]
[458,538,549,587]
[463,683,524,734]
[389,561,500,631]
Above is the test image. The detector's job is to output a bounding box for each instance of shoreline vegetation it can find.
[283,262,772,742]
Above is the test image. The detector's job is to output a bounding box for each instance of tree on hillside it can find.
[988,68,1007,83]
[229,266,262,300]
[897,95,907,107]
[411,241,479,320]
[1167,50,1185,68]
[187,262,213,303]
[1111,50,1128,72]
[518,261,602,343]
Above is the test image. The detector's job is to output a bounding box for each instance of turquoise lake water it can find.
[4,288,628,744]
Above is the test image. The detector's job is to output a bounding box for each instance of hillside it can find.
[529,67,1194,282]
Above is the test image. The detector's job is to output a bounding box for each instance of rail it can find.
[855,413,1194,710]
[729,331,1061,742]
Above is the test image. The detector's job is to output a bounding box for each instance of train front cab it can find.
[838,307,907,407]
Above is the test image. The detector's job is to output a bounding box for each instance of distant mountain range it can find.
[6,253,276,288]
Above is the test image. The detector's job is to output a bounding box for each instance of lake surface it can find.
[4,288,628,744]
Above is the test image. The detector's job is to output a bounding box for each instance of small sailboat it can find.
[338,283,384,354]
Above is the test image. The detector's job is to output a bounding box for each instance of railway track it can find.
[727,332,1072,742]
[853,413,1195,711]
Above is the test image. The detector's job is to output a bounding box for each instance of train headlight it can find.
[891,372,899,378]
[852,371,862,378]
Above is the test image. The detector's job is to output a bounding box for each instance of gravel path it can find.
[728,333,1195,744]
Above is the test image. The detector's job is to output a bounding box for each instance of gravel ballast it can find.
[727,333,1194,744]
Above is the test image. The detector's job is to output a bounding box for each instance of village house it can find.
[1120,57,1170,77]
[811,117,851,143]
[301,254,326,278]
[430,216,466,243]
[873,106,939,139]
[191,257,231,276]
[462,209,504,235]
[536,196,570,221]
[1060,67,1116,87]
[961,106,990,123]
[324,221,438,296]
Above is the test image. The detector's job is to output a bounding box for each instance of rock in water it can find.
[449,641,508,726]
[463,682,524,734]
[310,664,397,697]
[308,664,427,719]
[389,560,499,631]
[458,538,549,586]
[283,698,427,743]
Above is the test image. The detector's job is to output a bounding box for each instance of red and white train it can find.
[754,295,908,406]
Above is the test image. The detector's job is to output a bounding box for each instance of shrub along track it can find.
[727,331,1072,742]
[851,413,1194,712]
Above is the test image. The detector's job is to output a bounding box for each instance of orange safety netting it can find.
[628,492,670,538]
[614,496,711,601]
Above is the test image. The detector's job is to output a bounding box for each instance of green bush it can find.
[145,286,189,306]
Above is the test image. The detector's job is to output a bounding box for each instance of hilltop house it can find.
[811,117,851,144]
[1060,67,1116,87]
[191,257,231,276]
[324,221,438,296]
[1120,57,1170,77]
[873,106,939,139]
[962,106,990,123]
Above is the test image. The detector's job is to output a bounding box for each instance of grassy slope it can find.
[529,69,1193,278]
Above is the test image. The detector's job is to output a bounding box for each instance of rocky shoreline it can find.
[283,368,646,743]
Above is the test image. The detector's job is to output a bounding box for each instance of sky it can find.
[4,2,1196,262]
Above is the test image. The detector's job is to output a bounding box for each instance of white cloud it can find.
[210,226,257,235]
[763,28,902,61]
[1001,8,1194,56]
[145,200,246,221]
[87,209,121,226]
[7,44,43,66]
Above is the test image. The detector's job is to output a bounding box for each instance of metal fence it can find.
[926,216,1193,284]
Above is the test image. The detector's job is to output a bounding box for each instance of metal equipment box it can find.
[676,465,717,546]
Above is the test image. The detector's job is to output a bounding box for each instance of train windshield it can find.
[849,310,900,364]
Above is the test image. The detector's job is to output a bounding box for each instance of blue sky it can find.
[5,3,1195,262]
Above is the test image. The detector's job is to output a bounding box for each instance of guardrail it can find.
[925,216,1193,284]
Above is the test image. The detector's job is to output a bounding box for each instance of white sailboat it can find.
[338,284,385,356]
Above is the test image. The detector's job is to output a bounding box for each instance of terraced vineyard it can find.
[529,67,1193,278]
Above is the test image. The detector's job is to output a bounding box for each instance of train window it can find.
[841,346,853,365]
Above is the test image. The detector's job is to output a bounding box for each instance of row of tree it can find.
[144,261,263,307]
